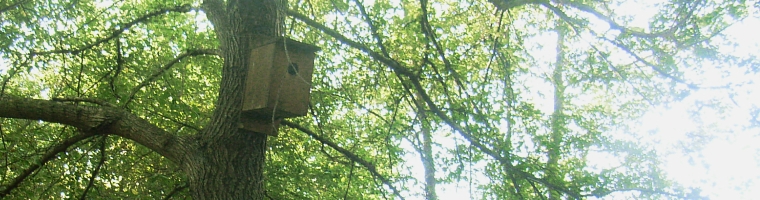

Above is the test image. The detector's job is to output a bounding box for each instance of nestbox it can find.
[242,37,320,119]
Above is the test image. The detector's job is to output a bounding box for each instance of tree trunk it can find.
[184,0,285,199]
[183,132,268,199]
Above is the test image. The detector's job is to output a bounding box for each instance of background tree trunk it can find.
[547,25,567,200]
[414,92,438,200]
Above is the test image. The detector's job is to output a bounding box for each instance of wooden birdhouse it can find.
[240,37,320,135]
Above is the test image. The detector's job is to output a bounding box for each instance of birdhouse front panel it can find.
[243,38,319,118]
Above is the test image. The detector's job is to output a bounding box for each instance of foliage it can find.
[0,0,756,199]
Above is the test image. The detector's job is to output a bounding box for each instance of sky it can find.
[618,2,760,199]
[642,15,760,199]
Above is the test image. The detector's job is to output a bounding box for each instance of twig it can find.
[0,132,99,198]
[79,136,108,200]
[162,183,189,200]
[0,0,30,14]
[281,120,406,200]
[31,4,192,56]
[123,49,218,106]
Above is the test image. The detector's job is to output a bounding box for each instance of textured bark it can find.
[0,96,186,163]
[181,0,285,199]
[182,132,268,199]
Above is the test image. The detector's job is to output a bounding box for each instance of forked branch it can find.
[0,131,97,198]
[281,120,406,200]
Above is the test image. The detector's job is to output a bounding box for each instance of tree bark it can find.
[182,131,268,199]
[0,96,186,163]
[183,0,285,199]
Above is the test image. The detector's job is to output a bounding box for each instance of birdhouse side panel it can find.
[243,43,277,114]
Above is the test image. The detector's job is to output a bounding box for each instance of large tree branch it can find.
[559,1,678,38]
[289,10,581,199]
[353,0,390,57]
[542,2,718,91]
[287,10,416,77]
[0,95,186,164]
[488,0,540,10]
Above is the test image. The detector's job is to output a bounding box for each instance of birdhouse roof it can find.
[257,37,321,53]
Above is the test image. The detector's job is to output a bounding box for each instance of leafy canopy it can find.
[0,0,757,199]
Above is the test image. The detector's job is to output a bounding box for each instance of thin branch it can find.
[79,136,108,200]
[281,120,406,200]
[0,131,98,198]
[528,180,548,200]
[601,36,700,89]
[30,4,192,56]
[540,2,584,32]
[508,169,526,200]
[543,3,658,106]
[341,162,355,200]
[162,183,188,200]
[419,0,464,90]
[0,68,19,97]
[264,190,275,200]
[146,107,203,132]
[110,38,124,99]
[353,0,390,57]
[587,43,657,106]
[547,1,735,91]
[0,54,30,98]
[0,0,30,14]
[124,49,218,106]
